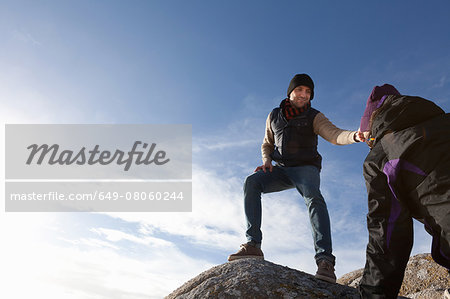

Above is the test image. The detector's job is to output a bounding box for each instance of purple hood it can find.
[360,84,400,131]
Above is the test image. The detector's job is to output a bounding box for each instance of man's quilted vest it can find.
[270,107,322,169]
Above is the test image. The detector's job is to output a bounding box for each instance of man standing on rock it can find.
[228,73,361,283]
[356,84,450,298]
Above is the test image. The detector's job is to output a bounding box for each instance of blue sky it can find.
[1,1,450,298]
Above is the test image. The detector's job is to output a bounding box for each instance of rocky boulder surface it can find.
[338,253,449,299]
[166,258,359,298]
[167,253,449,298]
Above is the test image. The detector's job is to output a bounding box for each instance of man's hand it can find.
[356,128,369,142]
[254,160,273,173]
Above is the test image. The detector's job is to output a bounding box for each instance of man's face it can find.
[289,85,311,109]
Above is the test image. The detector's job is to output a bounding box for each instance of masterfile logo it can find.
[5,124,192,212]
[26,141,170,171]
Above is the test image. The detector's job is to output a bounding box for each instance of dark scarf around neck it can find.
[282,98,311,120]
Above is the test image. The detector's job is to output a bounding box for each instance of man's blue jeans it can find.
[244,164,335,264]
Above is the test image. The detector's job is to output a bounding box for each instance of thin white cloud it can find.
[90,227,174,248]
[193,138,259,152]
[11,29,42,46]
[433,75,447,89]
[59,236,120,250]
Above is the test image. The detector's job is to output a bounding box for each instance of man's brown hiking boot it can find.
[227,243,264,261]
[315,259,336,283]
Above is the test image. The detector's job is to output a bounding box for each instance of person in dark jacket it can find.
[356,84,450,298]
[227,74,361,283]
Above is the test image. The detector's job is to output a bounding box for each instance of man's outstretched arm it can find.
[314,113,361,144]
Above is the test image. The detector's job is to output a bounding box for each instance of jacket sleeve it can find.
[313,112,357,145]
[261,112,274,163]
[359,153,413,298]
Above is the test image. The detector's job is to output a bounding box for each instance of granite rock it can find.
[166,258,359,299]
[337,253,449,299]
[167,253,449,299]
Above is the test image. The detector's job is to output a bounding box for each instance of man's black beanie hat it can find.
[287,73,314,100]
